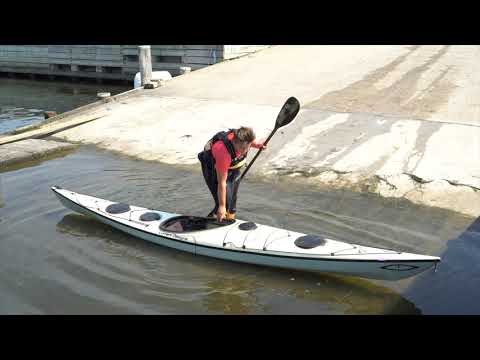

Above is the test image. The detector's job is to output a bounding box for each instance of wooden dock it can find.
[0,45,268,81]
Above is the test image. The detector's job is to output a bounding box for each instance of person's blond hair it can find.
[234,127,255,144]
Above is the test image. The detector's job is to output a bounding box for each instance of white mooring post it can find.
[139,45,152,86]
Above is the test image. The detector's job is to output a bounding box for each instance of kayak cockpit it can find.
[160,216,235,233]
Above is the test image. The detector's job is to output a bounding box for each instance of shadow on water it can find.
[404,217,480,314]
[0,147,78,174]
[56,213,421,315]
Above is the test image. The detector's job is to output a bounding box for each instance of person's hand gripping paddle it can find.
[239,96,300,182]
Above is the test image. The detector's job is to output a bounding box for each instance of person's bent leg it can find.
[225,170,241,219]
[199,152,219,217]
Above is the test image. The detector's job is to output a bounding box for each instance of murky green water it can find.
[1,145,477,314]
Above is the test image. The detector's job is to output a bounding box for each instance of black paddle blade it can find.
[275,97,300,129]
[239,96,301,182]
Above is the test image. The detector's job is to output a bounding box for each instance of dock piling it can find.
[139,45,152,87]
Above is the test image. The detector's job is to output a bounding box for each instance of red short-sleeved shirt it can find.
[211,132,241,175]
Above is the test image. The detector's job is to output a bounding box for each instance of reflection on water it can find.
[0,108,45,134]
[57,213,421,315]
[0,77,129,134]
[201,265,422,315]
[0,146,477,314]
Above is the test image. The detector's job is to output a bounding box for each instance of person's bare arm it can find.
[216,170,228,222]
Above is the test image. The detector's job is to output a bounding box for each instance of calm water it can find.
[0,78,479,314]
[0,146,478,314]
[0,77,130,134]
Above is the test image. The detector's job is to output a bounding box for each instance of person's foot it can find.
[226,211,236,220]
[206,210,216,219]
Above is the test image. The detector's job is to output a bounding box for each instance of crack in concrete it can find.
[270,166,351,178]
[329,169,352,175]
[406,121,443,173]
[374,175,398,190]
[404,150,422,173]
[403,172,434,184]
[443,179,480,192]
[272,167,480,194]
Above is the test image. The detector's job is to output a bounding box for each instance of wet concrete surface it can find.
[0,139,77,167]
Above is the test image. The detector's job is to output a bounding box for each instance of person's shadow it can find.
[404,216,480,314]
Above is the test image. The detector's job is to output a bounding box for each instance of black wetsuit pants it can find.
[198,151,241,216]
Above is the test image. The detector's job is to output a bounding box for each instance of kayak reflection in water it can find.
[198,127,266,223]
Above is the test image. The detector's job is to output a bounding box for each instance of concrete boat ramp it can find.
[0,139,76,168]
[2,45,479,217]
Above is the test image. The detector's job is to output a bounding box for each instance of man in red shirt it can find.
[198,127,266,222]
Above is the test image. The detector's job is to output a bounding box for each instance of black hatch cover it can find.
[105,203,131,214]
[140,212,162,221]
[294,235,326,249]
[239,222,257,231]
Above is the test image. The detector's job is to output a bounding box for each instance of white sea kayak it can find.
[51,186,440,281]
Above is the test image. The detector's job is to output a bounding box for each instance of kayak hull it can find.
[52,186,440,281]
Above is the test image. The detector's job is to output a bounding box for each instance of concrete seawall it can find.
[11,45,480,217]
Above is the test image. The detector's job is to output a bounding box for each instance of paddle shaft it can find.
[239,126,278,181]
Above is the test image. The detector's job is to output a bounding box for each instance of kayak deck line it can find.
[51,186,441,281]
